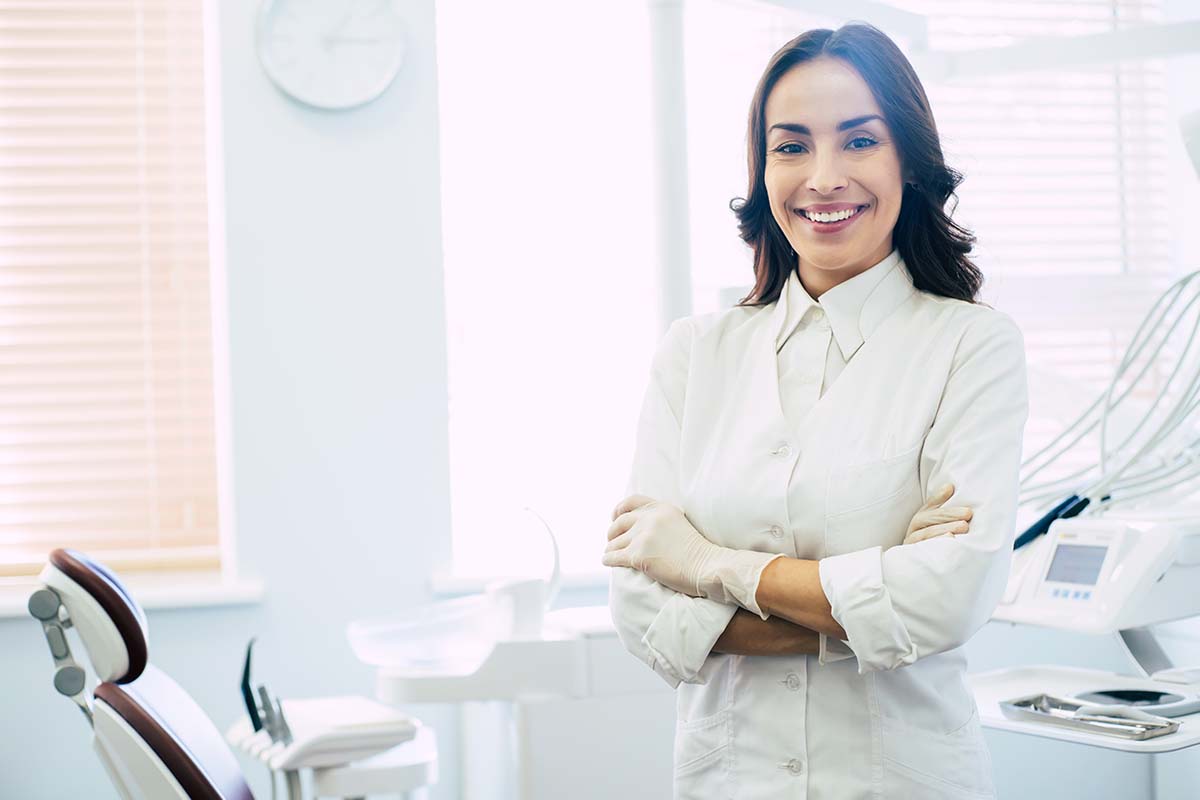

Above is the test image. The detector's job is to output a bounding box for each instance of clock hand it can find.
[322,5,356,51]
[329,5,355,37]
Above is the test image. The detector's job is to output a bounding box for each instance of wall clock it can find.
[256,0,405,110]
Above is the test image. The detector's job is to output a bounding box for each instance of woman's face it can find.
[763,56,905,296]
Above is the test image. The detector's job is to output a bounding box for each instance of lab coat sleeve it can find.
[818,311,1029,673]
[608,318,739,689]
[818,633,856,664]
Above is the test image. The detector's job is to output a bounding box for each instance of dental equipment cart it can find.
[978,511,1200,753]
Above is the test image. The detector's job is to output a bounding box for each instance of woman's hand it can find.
[602,495,715,597]
[904,483,973,545]
[604,495,786,616]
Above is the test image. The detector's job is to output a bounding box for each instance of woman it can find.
[602,22,1028,800]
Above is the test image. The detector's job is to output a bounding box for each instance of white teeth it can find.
[802,206,863,223]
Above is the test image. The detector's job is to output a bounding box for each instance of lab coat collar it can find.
[773,249,914,361]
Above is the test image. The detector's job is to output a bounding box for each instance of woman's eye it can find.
[848,136,878,150]
[775,143,806,155]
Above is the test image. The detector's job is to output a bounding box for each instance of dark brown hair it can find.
[731,23,984,307]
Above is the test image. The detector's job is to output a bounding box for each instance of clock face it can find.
[256,0,405,110]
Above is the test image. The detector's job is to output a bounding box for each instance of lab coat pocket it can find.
[673,707,733,798]
[827,440,923,515]
[825,442,922,556]
[880,708,994,799]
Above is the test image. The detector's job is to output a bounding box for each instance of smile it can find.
[798,204,868,223]
[795,203,870,235]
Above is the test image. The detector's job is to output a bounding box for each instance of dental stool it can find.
[28,548,437,799]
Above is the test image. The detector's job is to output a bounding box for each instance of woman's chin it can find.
[797,248,864,272]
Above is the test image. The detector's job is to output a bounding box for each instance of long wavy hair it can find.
[731,23,984,307]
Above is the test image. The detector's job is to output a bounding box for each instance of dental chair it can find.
[28,548,436,800]
[27,548,254,799]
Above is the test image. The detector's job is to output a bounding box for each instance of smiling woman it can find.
[607,21,1030,800]
[732,23,983,308]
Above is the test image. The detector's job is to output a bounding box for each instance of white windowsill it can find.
[0,573,266,619]
[430,569,608,597]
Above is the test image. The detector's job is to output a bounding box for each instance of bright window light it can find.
[436,1,658,581]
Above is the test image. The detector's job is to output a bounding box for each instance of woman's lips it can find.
[797,204,868,235]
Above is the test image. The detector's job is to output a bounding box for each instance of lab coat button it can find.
[769,525,785,539]
[784,673,801,691]
[772,442,792,458]
[785,758,804,775]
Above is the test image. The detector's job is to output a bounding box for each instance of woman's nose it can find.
[807,151,848,195]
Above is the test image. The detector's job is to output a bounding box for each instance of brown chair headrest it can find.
[50,548,148,683]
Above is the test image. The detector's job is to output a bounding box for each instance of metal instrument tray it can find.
[999,694,1179,741]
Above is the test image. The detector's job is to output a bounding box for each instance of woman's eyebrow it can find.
[768,114,884,136]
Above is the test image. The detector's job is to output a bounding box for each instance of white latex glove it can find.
[903,483,973,544]
[602,495,783,619]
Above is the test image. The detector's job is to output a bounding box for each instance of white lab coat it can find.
[609,250,1029,799]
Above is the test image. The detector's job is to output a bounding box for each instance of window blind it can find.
[897,0,1179,504]
[0,0,222,578]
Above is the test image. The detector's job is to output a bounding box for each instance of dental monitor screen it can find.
[1045,544,1107,585]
